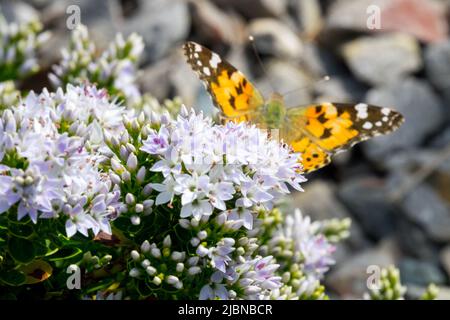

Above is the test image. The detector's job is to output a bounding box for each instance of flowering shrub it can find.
[0,18,437,300]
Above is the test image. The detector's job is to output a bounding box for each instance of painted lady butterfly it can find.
[183,41,404,174]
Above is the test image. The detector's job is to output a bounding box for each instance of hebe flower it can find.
[0,84,124,237]
[50,24,144,105]
[0,12,50,81]
[261,209,337,299]
[141,109,306,227]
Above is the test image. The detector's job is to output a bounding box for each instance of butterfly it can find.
[183,41,404,174]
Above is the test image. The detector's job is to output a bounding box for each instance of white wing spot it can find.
[194,53,199,58]
[382,116,389,122]
[210,53,221,68]
[355,103,368,119]
[194,44,202,52]
[197,60,202,66]
[375,121,382,127]
[363,122,373,130]
[381,108,391,115]
[203,67,211,76]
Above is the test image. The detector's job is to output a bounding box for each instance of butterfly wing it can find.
[283,102,404,173]
[183,41,264,122]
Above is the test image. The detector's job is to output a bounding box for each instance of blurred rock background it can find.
[1,0,450,299]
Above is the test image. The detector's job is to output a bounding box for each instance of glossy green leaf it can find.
[47,247,82,261]
[9,223,34,238]
[8,236,35,264]
[0,269,26,286]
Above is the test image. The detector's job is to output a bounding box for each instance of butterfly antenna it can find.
[248,35,276,92]
[282,75,330,97]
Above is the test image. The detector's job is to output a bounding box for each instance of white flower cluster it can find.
[199,250,282,300]
[50,25,144,105]
[0,13,50,79]
[266,209,336,299]
[141,110,306,229]
[129,236,203,294]
[0,84,126,237]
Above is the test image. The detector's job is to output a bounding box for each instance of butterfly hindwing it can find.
[183,41,264,122]
[284,103,404,173]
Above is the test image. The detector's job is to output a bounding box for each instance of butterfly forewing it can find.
[183,41,264,122]
[284,103,405,173]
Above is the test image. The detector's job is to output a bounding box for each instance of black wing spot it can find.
[315,106,323,114]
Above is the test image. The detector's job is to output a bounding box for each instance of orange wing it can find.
[284,103,404,173]
[183,41,264,122]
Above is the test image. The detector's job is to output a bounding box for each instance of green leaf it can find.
[34,239,59,257]
[0,269,26,286]
[47,247,82,261]
[9,223,34,238]
[8,236,35,264]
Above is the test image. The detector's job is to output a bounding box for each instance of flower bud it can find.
[180,104,189,117]
[190,218,200,227]
[136,167,146,184]
[179,219,190,229]
[120,145,129,161]
[131,215,141,225]
[126,153,138,171]
[187,256,199,266]
[141,259,150,268]
[196,245,209,257]
[126,142,136,154]
[244,286,261,295]
[131,250,140,261]
[120,131,129,144]
[166,275,179,285]
[223,238,235,247]
[140,240,151,253]
[150,111,160,124]
[110,158,124,174]
[111,136,120,148]
[135,204,144,213]
[215,213,227,225]
[110,173,121,185]
[188,266,201,276]
[146,266,157,276]
[176,263,184,273]
[151,248,161,259]
[163,235,172,248]
[238,237,249,247]
[121,171,131,182]
[142,183,153,196]
[129,268,140,278]
[152,276,162,285]
[171,251,183,261]
[102,255,112,263]
[132,119,140,131]
[197,230,207,240]
[190,237,200,247]
[125,193,135,205]
[160,112,170,125]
